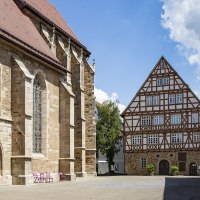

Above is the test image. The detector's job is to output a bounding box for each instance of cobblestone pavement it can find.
[1,176,200,200]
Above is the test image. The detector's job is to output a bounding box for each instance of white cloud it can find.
[161,0,200,79]
[94,87,126,113]
[94,88,109,104]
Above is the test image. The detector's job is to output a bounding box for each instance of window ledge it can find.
[32,153,46,159]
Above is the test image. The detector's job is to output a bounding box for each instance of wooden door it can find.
[189,163,197,176]
[159,160,169,175]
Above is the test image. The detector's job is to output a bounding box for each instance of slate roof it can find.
[17,0,79,41]
[0,0,90,71]
[15,0,90,55]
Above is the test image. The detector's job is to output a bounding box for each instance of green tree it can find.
[96,100,122,174]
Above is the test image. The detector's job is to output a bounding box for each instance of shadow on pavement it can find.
[163,177,200,200]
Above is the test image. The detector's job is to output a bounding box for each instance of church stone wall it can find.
[0,0,96,184]
[23,8,96,177]
[0,41,13,185]
[84,63,96,175]
[0,39,63,184]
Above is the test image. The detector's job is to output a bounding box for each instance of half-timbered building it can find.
[121,56,200,175]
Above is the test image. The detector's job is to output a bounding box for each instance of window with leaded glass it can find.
[132,135,142,145]
[171,133,182,143]
[141,116,151,126]
[33,76,42,153]
[148,134,158,144]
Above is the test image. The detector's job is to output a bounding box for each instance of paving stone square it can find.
[1,176,200,200]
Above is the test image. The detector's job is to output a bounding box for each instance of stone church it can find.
[0,0,96,185]
[121,57,200,176]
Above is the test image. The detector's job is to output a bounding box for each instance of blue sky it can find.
[49,0,200,112]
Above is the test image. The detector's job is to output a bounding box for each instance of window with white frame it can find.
[157,77,169,86]
[192,113,199,123]
[157,78,162,86]
[132,135,142,145]
[153,96,159,105]
[146,96,152,106]
[160,60,165,69]
[193,132,200,142]
[169,94,175,104]
[170,114,181,124]
[146,96,159,106]
[169,93,183,104]
[141,158,147,168]
[163,77,169,85]
[141,116,151,126]
[176,94,183,104]
[153,115,164,125]
[148,134,158,144]
[171,133,182,143]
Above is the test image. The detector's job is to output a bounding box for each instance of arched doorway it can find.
[159,160,169,175]
[189,163,197,176]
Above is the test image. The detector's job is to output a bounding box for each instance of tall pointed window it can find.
[33,76,42,153]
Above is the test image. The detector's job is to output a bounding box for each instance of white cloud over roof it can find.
[162,0,200,79]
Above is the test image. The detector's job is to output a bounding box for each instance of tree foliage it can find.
[96,100,122,173]
[146,163,156,175]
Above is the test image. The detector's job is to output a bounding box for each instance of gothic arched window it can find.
[33,76,42,153]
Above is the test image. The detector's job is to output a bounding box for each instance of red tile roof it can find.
[19,0,79,41]
[0,0,65,70]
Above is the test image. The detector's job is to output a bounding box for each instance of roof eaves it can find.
[0,28,68,73]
